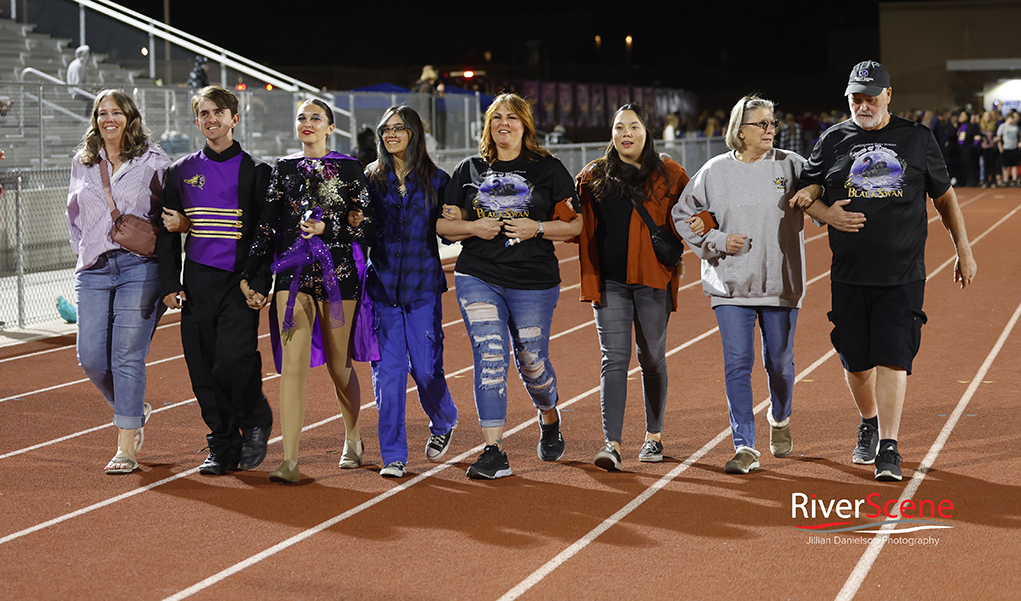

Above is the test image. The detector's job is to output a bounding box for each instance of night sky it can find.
[105,1,945,112]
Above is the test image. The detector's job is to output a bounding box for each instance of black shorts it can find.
[828,280,926,374]
[1002,148,1021,168]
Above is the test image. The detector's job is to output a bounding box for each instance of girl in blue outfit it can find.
[365,106,459,478]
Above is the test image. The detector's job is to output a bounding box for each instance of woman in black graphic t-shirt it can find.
[437,93,582,480]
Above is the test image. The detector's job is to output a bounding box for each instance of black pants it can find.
[181,260,272,453]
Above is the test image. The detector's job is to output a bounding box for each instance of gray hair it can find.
[725,95,775,151]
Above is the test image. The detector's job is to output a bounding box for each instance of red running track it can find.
[0,187,1019,600]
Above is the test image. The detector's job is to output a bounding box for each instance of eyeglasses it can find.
[742,119,781,131]
[380,125,409,135]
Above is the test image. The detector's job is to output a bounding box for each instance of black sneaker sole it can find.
[594,454,621,471]
[875,468,903,481]
[465,466,513,480]
[852,455,877,465]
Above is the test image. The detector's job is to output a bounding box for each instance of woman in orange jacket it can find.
[576,103,690,471]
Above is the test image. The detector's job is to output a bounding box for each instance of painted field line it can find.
[0,329,269,403]
[159,321,728,601]
[836,297,1021,600]
[0,406,348,547]
[499,195,1007,600]
[497,347,837,601]
[0,319,182,365]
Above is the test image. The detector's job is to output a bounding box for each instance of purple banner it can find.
[558,82,574,128]
[590,85,605,127]
[522,81,540,115]
[606,86,619,116]
[541,82,558,129]
[575,84,590,129]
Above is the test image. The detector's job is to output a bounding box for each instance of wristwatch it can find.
[535,221,545,239]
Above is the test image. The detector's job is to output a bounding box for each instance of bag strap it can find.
[98,157,122,220]
[629,196,659,232]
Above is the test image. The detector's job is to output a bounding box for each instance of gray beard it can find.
[853,112,883,129]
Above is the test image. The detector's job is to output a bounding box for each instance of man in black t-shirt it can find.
[790,60,977,482]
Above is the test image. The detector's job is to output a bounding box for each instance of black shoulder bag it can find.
[629,197,684,268]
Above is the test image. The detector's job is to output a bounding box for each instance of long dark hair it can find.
[367,105,440,205]
[589,103,668,203]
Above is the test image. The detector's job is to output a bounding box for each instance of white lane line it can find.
[497,348,836,601]
[3,194,1006,569]
[0,329,267,404]
[0,406,345,547]
[0,320,182,364]
[500,196,1012,600]
[0,376,273,461]
[160,321,733,601]
[835,298,1021,601]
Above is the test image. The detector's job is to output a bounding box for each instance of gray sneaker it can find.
[724,447,760,474]
[638,439,664,463]
[593,442,622,471]
[380,461,407,478]
[852,423,879,465]
[769,420,793,458]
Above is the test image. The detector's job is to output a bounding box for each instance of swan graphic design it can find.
[847,148,905,193]
[476,172,532,214]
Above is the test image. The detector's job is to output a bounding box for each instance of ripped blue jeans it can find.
[454,273,560,428]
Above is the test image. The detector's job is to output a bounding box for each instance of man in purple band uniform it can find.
[158,86,273,475]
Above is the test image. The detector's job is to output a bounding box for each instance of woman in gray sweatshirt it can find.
[672,95,806,474]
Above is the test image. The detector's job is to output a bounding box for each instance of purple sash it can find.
[270,206,344,342]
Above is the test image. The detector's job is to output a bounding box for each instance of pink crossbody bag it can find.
[99,157,161,257]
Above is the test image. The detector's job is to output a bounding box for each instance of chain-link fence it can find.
[0,167,76,328]
[431,137,728,183]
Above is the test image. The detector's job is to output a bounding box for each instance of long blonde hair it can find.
[479,93,550,163]
[75,89,151,166]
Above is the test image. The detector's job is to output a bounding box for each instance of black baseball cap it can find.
[845,60,890,96]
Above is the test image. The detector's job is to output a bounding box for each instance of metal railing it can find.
[0,135,727,330]
[432,137,727,181]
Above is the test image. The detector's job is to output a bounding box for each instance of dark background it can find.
[110,0,902,113]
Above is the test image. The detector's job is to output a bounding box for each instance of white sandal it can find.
[133,403,152,454]
[104,452,139,474]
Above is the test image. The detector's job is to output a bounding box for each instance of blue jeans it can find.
[75,250,161,429]
[714,305,798,450]
[454,274,559,428]
[593,281,671,443]
[371,295,459,465]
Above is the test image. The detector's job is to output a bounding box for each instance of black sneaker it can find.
[874,444,903,481]
[425,424,456,462]
[466,445,513,479]
[537,408,565,461]
[852,423,879,465]
[199,448,237,476]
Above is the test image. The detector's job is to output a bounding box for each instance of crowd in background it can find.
[661,106,1018,189]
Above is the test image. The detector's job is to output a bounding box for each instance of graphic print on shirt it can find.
[844,143,905,198]
[473,170,533,218]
